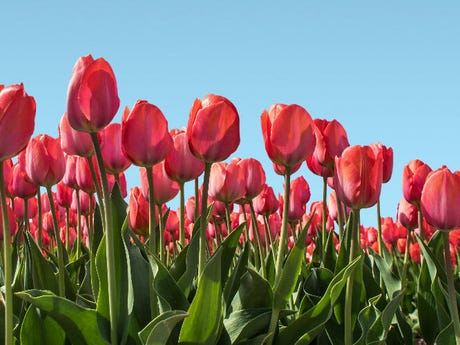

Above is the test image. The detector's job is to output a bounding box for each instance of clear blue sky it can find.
[2,1,460,226]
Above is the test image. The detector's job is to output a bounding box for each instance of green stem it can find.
[194,177,199,222]
[344,209,360,345]
[158,204,165,263]
[337,194,345,241]
[400,229,411,289]
[87,156,105,218]
[376,199,384,257]
[145,166,159,318]
[65,207,70,252]
[443,231,460,345]
[179,182,185,247]
[321,176,327,260]
[91,132,118,345]
[268,169,291,344]
[37,187,43,248]
[417,206,424,242]
[0,162,13,345]
[75,189,82,259]
[263,214,274,256]
[198,162,212,278]
[24,198,29,233]
[249,201,266,278]
[46,186,66,297]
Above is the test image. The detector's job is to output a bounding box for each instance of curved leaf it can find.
[138,310,188,345]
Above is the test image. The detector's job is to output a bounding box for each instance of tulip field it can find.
[1,55,460,345]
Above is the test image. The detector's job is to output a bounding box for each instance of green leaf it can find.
[24,232,58,294]
[219,224,244,287]
[95,185,133,344]
[223,241,249,313]
[17,289,110,345]
[138,310,188,345]
[20,304,66,345]
[178,245,223,345]
[417,261,440,345]
[273,215,313,310]
[237,268,273,310]
[149,254,190,312]
[435,322,456,345]
[274,255,363,345]
[369,249,401,298]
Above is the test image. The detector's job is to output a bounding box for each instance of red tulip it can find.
[187,94,240,163]
[25,135,65,187]
[58,113,94,157]
[63,154,79,189]
[307,119,349,177]
[333,145,383,210]
[66,55,120,133]
[71,190,94,216]
[280,176,311,222]
[9,152,36,199]
[273,162,302,176]
[100,123,131,174]
[396,197,418,230]
[208,159,245,205]
[122,100,172,167]
[164,128,205,183]
[402,159,432,206]
[128,186,152,236]
[381,217,407,245]
[236,158,266,202]
[0,203,17,241]
[370,143,393,183]
[0,84,36,161]
[140,163,179,205]
[261,104,315,170]
[107,172,128,198]
[75,156,99,194]
[253,184,279,216]
[13,197,37,221]
[56,181,74,209]
[421,167,460,231]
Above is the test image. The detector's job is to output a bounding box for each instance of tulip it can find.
[281,176,311,223]
[66,55,120,133]
[71,190,95,216]
[370,143,393,183]
[59,112,94,157]
[56,181,74,209]
[0,84,36,161]
[9,152,36,199]
[25,134,66,296]
[261,103,315,169]
[140,163,180,206]
[253,184,279,216]
[397,197,418,230]
[63,154,79,189]
[100,122,131,174]
[25,134,65,188]
[421,167,460,231]
[122,100,172,167]
[402,159,432,206]
[420,166,460,343]
[0,202,17,242]
[208,160,245,205]
[187,94,240,163]
[164,128,205,183]
[75,156,100,195]
[128,187,151,236]
[307,118,349,177]
[236,158,266,202]
[333,145,383,210]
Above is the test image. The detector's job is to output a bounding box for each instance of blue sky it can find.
[2,1,460,226]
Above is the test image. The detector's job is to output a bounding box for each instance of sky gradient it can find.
[2,1,460,226]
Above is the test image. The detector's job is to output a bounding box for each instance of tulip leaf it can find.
[369,249,401,298]
[20,304,66,345]
[274,255,362,345]
[435,322,456,345]
[149,254,190,312]
[178,244,223,344]
[237,268,273,310]
[223,241,249,313]
[95,184,133,344]
[177,205,213,297]
[273,215,313,311]
[219,223,244,287]
[24,231,59,295]
[138,310,188,345]
[417,261,440,345]
[16,289,110,345]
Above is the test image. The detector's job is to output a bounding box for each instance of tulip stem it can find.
[376,199,384,257]
[267,169,291,344]
[400,229,411,290]
[37,187,43,248]
[158,204,165,263]
[249,201,267,278]
[75,189,81,259]
[443,231,460,345]
[179,182,185,247]
[46,186,66,297]
[321,176,327,261]
[145,166,159,318]
[65,207,70,252]
[0,161,14,345]
[345,209,360,345]
[417,206,424,242]
[91,132,118,345]
[198,162,212,278]
[87,156,105,219]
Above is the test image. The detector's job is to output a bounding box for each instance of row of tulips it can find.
[0,55,459,345]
